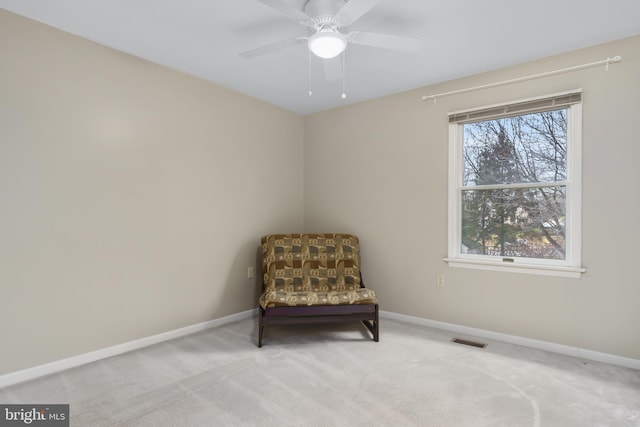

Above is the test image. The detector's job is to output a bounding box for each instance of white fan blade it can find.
[348,31,423,52]
[322,56,342,82]
[335,0,378,26]
[258,0,313,25]
[239,37,306,58]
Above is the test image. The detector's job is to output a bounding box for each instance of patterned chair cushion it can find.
[260,234,377,309]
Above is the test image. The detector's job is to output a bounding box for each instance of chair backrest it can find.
[261,234,361,292]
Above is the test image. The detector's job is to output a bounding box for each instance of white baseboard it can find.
[0,309,256,388]
[380,310,640,370]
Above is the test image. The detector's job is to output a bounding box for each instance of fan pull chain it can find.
[341,49,347,99]
[308,49,313,96]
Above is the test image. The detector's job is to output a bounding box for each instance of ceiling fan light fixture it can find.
[308,30,347,59]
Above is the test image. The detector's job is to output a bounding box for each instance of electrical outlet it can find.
[247,267,254,279]
[436,274,445,287]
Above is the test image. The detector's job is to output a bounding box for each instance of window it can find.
[446,90,585,277]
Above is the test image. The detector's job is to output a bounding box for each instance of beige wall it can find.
[304,36,640,360]
[0,10,304,374]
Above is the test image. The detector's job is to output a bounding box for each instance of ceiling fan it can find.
[239,0,423,60]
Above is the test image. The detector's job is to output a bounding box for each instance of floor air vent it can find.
[451,338,487,349]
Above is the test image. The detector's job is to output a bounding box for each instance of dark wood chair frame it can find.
[258,274,379,347]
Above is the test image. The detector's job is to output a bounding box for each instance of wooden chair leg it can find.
[258,308,265,348]
[362,305,380,342]
[373,304,379,342]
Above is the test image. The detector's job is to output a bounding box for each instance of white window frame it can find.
[445,90,586,278]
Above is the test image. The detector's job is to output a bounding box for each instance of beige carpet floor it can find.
[1,316,639,426]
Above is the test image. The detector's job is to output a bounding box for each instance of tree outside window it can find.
[461,110,567,260]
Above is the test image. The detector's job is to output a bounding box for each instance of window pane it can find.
[463,109,567,186]
[461,186,566,260]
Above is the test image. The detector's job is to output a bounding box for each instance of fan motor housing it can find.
[304,0,346,19]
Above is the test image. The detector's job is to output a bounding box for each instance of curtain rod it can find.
[421,56,622,103]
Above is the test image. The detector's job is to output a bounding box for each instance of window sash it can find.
[460,185,567,260]
[462,181,568,191]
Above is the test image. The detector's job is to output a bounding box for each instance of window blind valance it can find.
[448,90,582,124]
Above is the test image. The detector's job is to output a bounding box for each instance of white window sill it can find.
[444,258,586,278]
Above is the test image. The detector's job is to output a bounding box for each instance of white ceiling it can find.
[1,0,639,115]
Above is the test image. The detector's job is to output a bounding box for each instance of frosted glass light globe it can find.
[309,31,347,59]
